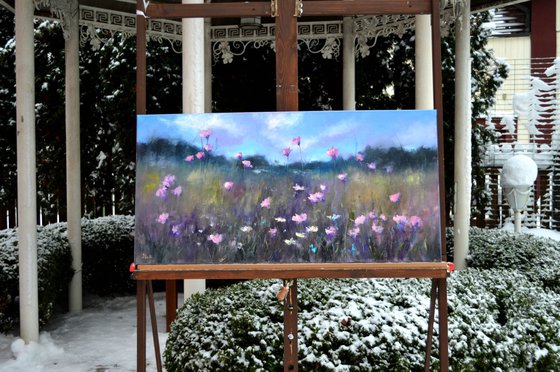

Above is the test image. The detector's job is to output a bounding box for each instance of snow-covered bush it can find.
[0,224,73,333]
[465,227,560,290]
[165,271,560,371]
[81,215,135,295]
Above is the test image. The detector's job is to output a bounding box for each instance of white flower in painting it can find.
[295,232,306,239]
[284,238,297,246]
[293,184,305,191]
[240,226,253,233]
[306,226,318,233]
[275,217,287,223]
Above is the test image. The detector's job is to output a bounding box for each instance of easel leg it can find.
[283,279,298,371]
[165,279,178,332]
[438,278,449,372]
[147,281,163,372]
[137,280,147,372]
[424,279,437,372]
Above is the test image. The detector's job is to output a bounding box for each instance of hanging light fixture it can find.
[239,16,263,30]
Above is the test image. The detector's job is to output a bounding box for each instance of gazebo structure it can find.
[1,0,527,345]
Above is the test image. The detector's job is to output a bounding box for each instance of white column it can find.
[342,17,355,110]
[183,0,206,298]
[65,0,82,312]
[16,0,39,343]
[453,1,472,270]
[415,15,434,109]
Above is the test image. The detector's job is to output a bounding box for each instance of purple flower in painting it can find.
[268,227,278,237]
[282,148,292,158]
[155,187,167,199]
[199,128,212,140]
[157,213,169,224]
[307,192,324,204]
[409,215,423,229]
[367,162,376,171]
[356,152,364,162]
[385,165,394,173]
[172,186,182,197]
[185,155,195,162]
[292,136,301,146]
[325,225,337,239]
[260,197,271,209]
[162,175,176,188]
[371,223,383,234]
[354,215,366,226]
[291,213,308,224]
[348,226,360,238]
[196,151,205,160]
[208,233,223,244]
[235,152,243,160]
[368,211,377,220]
[389,192,401,203]
[380,214,387,222]
[223,181,234,191]
[337,173,347,182]
[393,214,408,229]
[326,146,339,160]
[204,143,213,152]
[242,160,253,168]
[171,225,181,237]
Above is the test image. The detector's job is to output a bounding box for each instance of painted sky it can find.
[137,110,437,164]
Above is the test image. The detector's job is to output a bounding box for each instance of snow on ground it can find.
[0,292,173,372]
[0,227,558,371]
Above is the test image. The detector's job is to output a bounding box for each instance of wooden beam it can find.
[146,2,272,19]
[275,0,298,111]
[290,0,431,16]
[136,0,147,115]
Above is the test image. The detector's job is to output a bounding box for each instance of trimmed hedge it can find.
[0,224,73,333]
[0,215,135,333]
[165,229,560,371]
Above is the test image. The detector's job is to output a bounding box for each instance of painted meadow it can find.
[134,111,442,265]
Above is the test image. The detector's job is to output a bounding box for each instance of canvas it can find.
[134,110,442,265]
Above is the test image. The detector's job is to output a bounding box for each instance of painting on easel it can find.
[134,110,441,265]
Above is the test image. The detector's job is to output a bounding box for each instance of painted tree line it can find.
[0,7,506,227]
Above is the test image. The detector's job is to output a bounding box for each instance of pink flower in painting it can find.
[389,192,401,203]
[368,211,377,220]
[155,187,167,199]
[185,155,195,162]
[326,146,339,160]
[356,152,364,162]
[291,213,308,224]
[282,148,291,158]
[268,227,278,237]
[409,215,423,228]
[337,173,347,182]
[348,227,360,238]
[242,160,253,168]
[354,215,366,226]
[172,186,182,197]
[235,152,243,160]
[223,181,234,191]
[199,128,212,139]
[292,136,301,146]
[320,184,327,191]
[157,213,169,224]
[307,192,324,204]
[367,162,376,171]
[208,233,223,244]
[325,225,337,238]
[260,197,271,209]
[380,214,387,222]
[371,223,383,234]
[204,143,213,152]
[196,151,205,160]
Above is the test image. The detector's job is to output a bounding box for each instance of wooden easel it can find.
[135,0,449,370]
